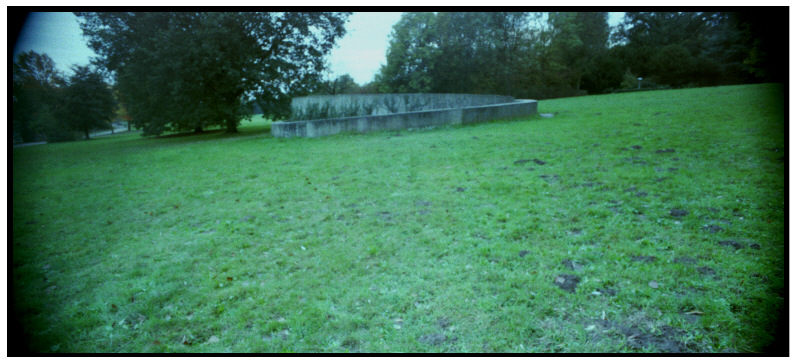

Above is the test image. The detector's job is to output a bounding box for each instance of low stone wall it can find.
[272,96,538,138]
[290,93,515,120]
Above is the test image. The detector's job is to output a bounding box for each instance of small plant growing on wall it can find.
[336,99,362,118]
[290,101,332,121]
[361,102,376,116]
[405,95,430,112]
[382,96,400,114]
[315,101,331,120]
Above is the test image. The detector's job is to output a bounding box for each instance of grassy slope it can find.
[11,85,785,353]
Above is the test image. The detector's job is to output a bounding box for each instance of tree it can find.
[580,49,624,94]
[702,12,787,84]
[112,87,133,131]
[76,12,351,136]
[483,12,535,96]
[430,12,493,93]
[315,73,359,95]
[612,12,724,87]
[357,81,380,94]
[376,11,789,99]
[376,12,538,96]
[649,44,697,87]
[545,12,610,93]
[12,51,65,142]
[60,66,117,140]
[374,12,438,93]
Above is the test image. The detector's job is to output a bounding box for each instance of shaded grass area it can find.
[11,85,785,353]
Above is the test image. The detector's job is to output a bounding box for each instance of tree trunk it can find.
[226,120,238,133]
[84,129,90,140]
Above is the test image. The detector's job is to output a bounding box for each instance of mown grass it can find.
[11,84,785,353]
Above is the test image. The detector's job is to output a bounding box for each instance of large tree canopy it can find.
[61,65,117,140]
[611,11,786,87]
[12,51,65,142]
[375,12,540,96]
[76,12,351,136]
[374,12,438,94]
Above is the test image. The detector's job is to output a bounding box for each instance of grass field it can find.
[11,84,785,353]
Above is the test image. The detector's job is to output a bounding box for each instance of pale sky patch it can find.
[13,12,96,76]
[327,12,404,85]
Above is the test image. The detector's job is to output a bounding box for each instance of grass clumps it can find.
[12,84,784,353]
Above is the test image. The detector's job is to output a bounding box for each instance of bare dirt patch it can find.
[718,240,744,250]
[622,324,691,352]
[540,174,560,183]
[377,211,394,221]
[673,257,698,265]
[631,255,658,263]
[561,259,584,271]
[624,156,648,165]
[569,228,583,236]
[593,315,694,352]
[697,266,718,279]
[514,158,546,165]
[594,288,617,296]
[554,274,581,293]
[669,209,689,217]
[418,333,456,346]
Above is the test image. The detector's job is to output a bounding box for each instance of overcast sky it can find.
[13,12,625,85]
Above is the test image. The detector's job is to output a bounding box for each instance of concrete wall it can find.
[290,93,516,120]
[273,97,537,138]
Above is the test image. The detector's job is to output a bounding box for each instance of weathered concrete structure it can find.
[272,93,538,138]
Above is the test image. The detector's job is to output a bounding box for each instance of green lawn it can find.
[11,84,785,353]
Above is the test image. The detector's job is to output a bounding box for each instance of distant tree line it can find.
[370,11,785,99]
[308,73,380,96]
[12,51,117,143]
[12,11,784,143]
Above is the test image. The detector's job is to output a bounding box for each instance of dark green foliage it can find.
[546,12,610,92]
[374,12,438,94]
[60,66,117,140]
[374,12,608,99]
[313,74,360,95]
[374,11,785,99]
[613,11,786,87]
[357,81,380,94]
[12,51,65,143]
[36,104,79,142]
[648,44,696,87]
[430,12,489,93]
[76,12,351,136]
[580,49,625,94]
[13,52,117,142]
[376,12,542,96]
